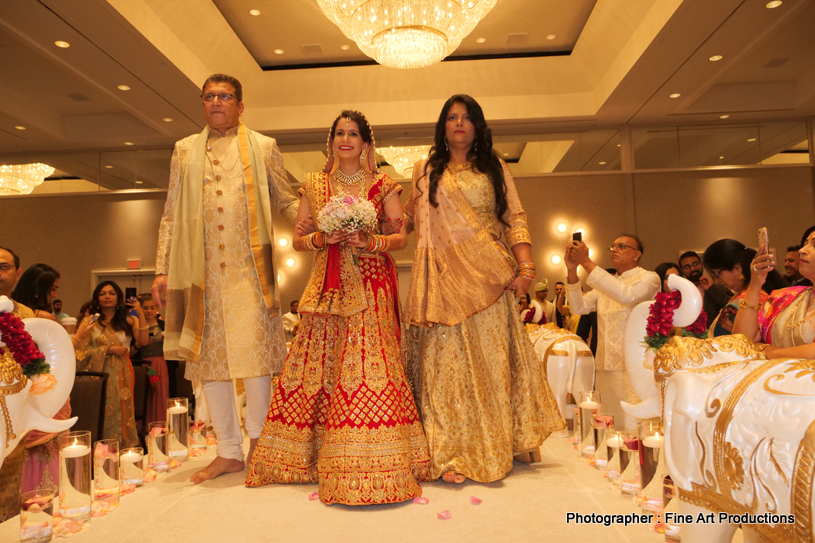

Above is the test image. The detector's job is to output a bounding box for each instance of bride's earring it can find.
[359,148,368,166]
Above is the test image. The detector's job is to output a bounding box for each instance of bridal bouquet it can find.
[317,195,377,234]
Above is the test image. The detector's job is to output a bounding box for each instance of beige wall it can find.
[2,164,813,317]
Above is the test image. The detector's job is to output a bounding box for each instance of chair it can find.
[70,372,108,445]
[132,363,150,425]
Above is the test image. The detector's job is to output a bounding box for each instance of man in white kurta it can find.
[152,75,298,483]
[564,235,659,430]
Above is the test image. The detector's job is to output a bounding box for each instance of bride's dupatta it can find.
[404,160,515,327]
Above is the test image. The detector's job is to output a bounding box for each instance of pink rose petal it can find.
[308,492,320,501]
[469,496,482,505]
[437,510,452,520]
[412,496,429,504]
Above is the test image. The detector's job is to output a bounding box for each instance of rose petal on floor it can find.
[437,510,451,520]
[469,496,482,505]
[412,496,429,504]
[308,492,320,501]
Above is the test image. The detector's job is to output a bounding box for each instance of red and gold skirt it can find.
[246,253,431,505]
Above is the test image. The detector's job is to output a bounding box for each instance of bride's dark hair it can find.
[418,94,509,226]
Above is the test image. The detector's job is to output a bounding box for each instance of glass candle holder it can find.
[619,431,641,498]
[189,421,207,457]
[20,490,54,543]
[58,431,92,522]
[148,421,170,473]
[578,391,601,458]
[638,420,666,514]
[93,439,120,514]
[572,406,581,451]
[605,430,624,484]
[167,397,189,462]
[591,413,614,470]
[120,447,145,486]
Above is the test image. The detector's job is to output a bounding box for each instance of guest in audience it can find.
[565,234,660,429]
[784,245,811,287]
[523,280,555,324]
[11,263,61,321]
[76,300,92,324]
[518,293,530,314]
[135,293,168,427]
[72,281,149,447]
[654,262,681,294]
[403,94,563,483]
[553,281,568,327]
[734,228,815,357]
[703,238,786,336]
[679,250,731,328]
[51,299,69,322]
[280,299,301,343]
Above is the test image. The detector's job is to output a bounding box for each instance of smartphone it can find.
[90,313,100,323]
[125,287,137,302]
[572,232,582,242]
[758,227,769,254]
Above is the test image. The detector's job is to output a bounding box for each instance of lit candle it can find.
[167,403,188,415]
[579,400,600,410]
[642,432,664,449]
[120,450,143,463]
[61,440,90,459]
[606,434,624,448]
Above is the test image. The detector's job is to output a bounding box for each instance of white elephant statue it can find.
[0,296,77,469]
[528,323,595,438]
[624,275,814,542]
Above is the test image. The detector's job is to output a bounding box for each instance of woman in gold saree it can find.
[246,110,430,505]
[404,94,564,484]
[73,281,147,447]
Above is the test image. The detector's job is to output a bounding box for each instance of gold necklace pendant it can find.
[333,167,366,187]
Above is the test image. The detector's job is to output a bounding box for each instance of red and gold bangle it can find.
[365,233,390,253]
[303,232,326,251]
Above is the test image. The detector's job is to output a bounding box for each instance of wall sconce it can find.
[550,254,562,265]
[279,237,289,247]
[556,222,567,234]
[285,257,296,268]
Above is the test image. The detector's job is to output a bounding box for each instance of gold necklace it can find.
[332,167,365,187]
[785,288,815,330]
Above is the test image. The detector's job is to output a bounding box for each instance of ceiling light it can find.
[599,161,607,165]
[556,222,567,234]
[162,117,173,123]
[117,85,130,91]
[719,156,725,159]
[766,1,782,8]
[54,41,70,48]
[476,37,486,44]
[340,44,351,51]
[0,163,55,195]
[502,153,509,157]
[316,0,498,69]
[124,141,134,146]
[249,9,261,16]
[279,237,289,247]
[709,55,723,62]
[747,138,757,142]
[669,93,681,98]
[550,254,562,265]
[274,49,284,55]
[14,126,26,131]
[105,165,113,169]
[135,180,144,184]
[719,115,730,119]
[617,144,621,147]
[546,34,556,40]
[285,257,296,268]
[377,146,431,177]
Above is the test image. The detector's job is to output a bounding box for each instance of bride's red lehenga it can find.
[246,172,431,505]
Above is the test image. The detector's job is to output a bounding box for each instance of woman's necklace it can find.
[333,167,366,187]
[785,288,815,330]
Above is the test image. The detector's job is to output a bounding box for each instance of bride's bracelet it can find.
[517,261,536,280]
[365,233,390,253]
[303,232,326,251]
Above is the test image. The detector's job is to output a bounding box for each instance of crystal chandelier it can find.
[316,0,498,69]
[378,146,431,177]
[0,163,54,195]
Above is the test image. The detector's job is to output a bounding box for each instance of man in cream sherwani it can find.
[152,74,298,483]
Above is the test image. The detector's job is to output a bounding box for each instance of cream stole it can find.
[405,160,515,327]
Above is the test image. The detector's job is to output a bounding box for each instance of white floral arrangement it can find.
[317,195,377,234]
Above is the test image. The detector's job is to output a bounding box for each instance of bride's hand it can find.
[346,230,368,248]
[326,231,349,245]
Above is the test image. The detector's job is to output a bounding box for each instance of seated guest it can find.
[784,245,812,287]
[76,300,92,324]
[281,299,301,343]
[654,262,681,294]
[703,239,787,337]
[72,281,149,447]
[135,293,168,427]
[523,280,556,324]
[518,293,530,314]
[734,227,815,357]
[11,263,61,321]
[51,298,70,322]
[679,250,731,328]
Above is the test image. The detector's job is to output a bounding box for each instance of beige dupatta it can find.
[405,160,515,326]
[164,123,278,361]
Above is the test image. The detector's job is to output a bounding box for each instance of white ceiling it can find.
[0,0,812,190]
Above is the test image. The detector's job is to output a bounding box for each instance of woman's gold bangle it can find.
[738,298,761,312]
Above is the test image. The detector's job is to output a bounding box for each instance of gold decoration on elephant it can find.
[792,418,815,542]
[763,358,815,397]
[0,348,27,448]
[713,334,768,360]
[723,441,745,490]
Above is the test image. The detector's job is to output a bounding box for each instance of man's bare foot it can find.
[247,438,259,464]
[441,471,466,484]
[189,456,245,484]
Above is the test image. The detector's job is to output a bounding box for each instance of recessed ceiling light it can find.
[709,55,723,62]
[747,138,757,142]
[617,144,621,147]
[249,9,261,16]
[135,180,144,184]
[340,44,350,51]
[14,126,26,131]
[162,117,173,123]
[550,254,562,265]
[599,161,607,165]
[54,41,70,48]
[719,114,730,119]
[105,165,113,169]
[669,93,681,98]
[274,49,284,55]
[117,85,130,91]
[766,1,782,8]
[124,141,134,146]
[475,37,486,44]
[719,156,725,159]
[502,153,509,157]
[286,257,296,268]
[546,34,556,40]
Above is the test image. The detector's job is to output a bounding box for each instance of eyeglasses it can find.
[0,263,14,272]
[201,93,237,103]
[609,243,637,252]
[681,260,701,271]
[710,269,722,282]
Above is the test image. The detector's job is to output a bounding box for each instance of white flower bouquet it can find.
[317,195,377,234]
